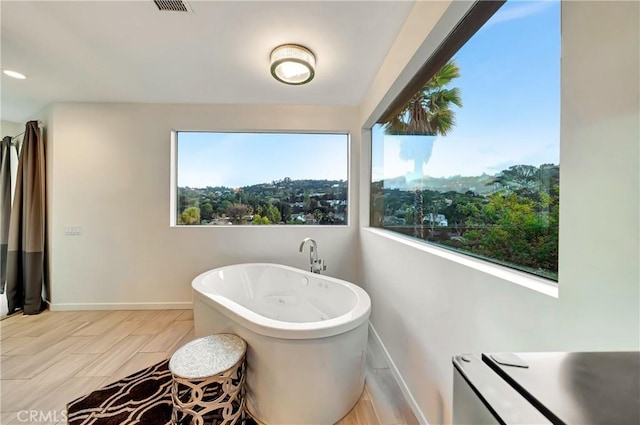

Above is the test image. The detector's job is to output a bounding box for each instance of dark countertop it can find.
[482,351,640,425]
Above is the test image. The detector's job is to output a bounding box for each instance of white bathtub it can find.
[192,263,371,425]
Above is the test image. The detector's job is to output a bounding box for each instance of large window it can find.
[371,0,560,280]
[176,132,348,226]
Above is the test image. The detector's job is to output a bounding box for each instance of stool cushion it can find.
[169,334,246,379]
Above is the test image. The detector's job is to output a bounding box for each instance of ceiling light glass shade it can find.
[270,44,315,85]
[3,70,26,79]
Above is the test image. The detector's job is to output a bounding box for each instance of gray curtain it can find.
[6,121,46,315]
[0,136,12,293]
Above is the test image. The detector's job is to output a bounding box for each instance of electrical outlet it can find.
[64,225,82,236]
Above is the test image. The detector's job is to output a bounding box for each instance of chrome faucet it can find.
[299,237,326,274]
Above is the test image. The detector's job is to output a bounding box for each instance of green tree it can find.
[200,202,213,221]
[488,164,542,195]
[226,203,248,224]
[370,181,385,227]
[384,60,462,137]
[405,206,415,226]
[220,200,232,216]
[313,209,323,223]
[275,201,292,222]
[180,206,201,225]
[265,204,281,224]
[251,214,271,225]
[460,190,558,278]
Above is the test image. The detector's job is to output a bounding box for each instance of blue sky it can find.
[179,0,560,188]
[178,132,348,188]
[373,0,560,180]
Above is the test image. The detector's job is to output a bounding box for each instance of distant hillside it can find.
[378,173,497,195]
[182,178,347,194]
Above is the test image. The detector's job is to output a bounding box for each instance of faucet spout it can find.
[299,237,317,261]
[298,238,325,274]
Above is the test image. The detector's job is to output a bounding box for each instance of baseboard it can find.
[47,301,193,311]
[368,322,429,425]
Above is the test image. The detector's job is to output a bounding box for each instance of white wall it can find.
[47,103,360,309]
[359,2,640,424]
[359,0,472,129]
[1,120,23,137]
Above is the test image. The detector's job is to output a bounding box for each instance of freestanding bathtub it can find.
[192,263,371,425]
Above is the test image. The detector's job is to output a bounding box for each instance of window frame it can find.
[377,0,506,125]
[367,0,560,288]
[170,129,351,227]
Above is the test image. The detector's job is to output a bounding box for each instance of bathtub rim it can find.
[192,262,371,340]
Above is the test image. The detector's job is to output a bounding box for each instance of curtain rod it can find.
[8,120,43,142]
[10,131,25,141]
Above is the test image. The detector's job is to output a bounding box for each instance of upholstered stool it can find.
[169,334,247,425]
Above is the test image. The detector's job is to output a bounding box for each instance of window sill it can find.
[361,227,558,298]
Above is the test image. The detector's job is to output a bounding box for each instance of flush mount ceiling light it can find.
[3,70,26,79]
[270,44,316,85]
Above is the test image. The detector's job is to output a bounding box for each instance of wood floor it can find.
[1,309,417,425]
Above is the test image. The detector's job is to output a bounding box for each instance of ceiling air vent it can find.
[153,0,191,12]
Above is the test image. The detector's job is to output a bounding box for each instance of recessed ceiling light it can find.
[3,70,27,79]
[270,44,315,85]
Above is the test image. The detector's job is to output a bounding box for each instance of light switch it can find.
[64,225,82,236]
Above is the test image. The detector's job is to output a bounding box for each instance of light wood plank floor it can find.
[1,309,417,425]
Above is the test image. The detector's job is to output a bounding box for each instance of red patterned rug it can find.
[67,360,255,425]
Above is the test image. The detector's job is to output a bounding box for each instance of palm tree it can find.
[384,60,462,137]
[383,60,462,239]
